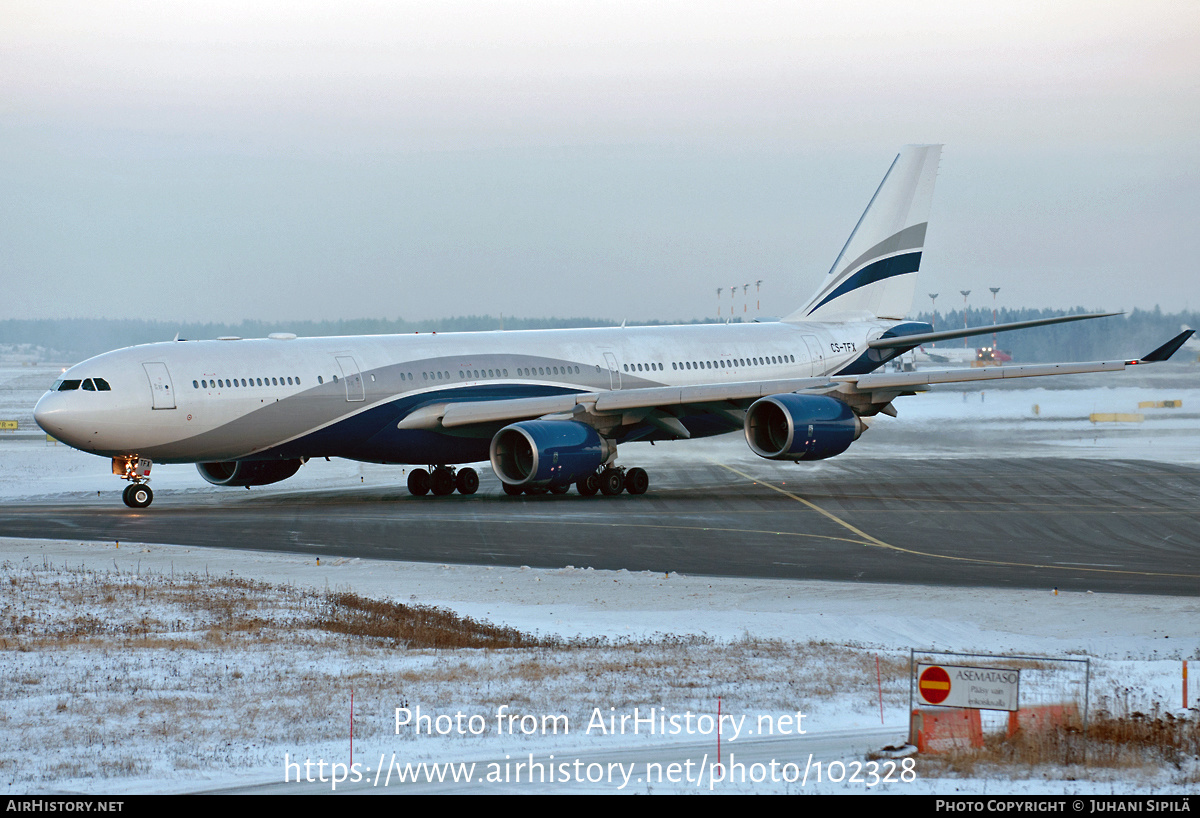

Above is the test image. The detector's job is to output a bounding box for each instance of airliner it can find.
[33,145,1193,508]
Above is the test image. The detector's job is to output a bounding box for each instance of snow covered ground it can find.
[2,361,1199,794]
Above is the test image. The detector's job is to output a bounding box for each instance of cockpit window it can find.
[94,378,111,391]
[57,380,82,391]
[82,379,96,391]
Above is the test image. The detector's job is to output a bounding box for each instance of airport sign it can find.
[917,664,1020,711]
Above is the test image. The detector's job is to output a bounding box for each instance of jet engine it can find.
[196,459,304,487]
[490,420,614,489]
[744,394,865,461]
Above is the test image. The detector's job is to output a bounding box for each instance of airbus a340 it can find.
[34,145,1193,508]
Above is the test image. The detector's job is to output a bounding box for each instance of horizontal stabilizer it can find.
[868,312,1121,349]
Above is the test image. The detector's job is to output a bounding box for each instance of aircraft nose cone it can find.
[33,392,54,434]
[33,390,82,446]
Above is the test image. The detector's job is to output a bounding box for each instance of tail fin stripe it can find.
[809,251,922,313]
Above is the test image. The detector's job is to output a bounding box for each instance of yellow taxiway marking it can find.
[715,462,1200,581]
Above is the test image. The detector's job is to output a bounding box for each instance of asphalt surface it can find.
[2,456,1198,595]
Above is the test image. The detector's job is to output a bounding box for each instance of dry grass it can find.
[921,704,1200,781]
[18,558,1185,791]
[1,560,559,650]
[315,591,554,649]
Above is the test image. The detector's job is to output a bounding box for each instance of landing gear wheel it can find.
[407,468,431,496]
[431,467,456,496]
[455,468,479,495]
[599,468,625,496]
[123,483,153,509]
[502,482,524,496]
[625,467,649,495]
[576,473,600,496]
[549,483,571,495]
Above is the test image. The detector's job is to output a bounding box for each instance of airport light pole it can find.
[928,293,938,345]
[989,287,1001,352]
[960,290,971,347]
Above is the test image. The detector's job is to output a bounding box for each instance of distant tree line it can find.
[1,308,1195,363]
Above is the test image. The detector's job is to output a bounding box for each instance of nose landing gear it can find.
[114,455,154,508]
[122,482,153,509]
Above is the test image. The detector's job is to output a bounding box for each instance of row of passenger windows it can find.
[194,376,301,389]
[182,355,795,394]
[517,365,582,377]
[672,355,794,371]
[54,378,111,392]
[419,366,585,382]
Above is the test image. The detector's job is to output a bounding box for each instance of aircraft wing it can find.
[397,330,1194,433]
[851,329,1193,390]
[398,375,838,435]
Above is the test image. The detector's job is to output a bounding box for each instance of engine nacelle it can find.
[196,459,304,487]
[744,394,864,461]
[490,420,614,488]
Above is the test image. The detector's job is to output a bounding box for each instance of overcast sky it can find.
[2,0,1198,324]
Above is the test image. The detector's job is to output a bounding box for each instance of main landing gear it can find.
[407,466,479,496]
[510,466,650,498]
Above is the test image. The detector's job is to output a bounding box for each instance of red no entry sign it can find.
[919,665,952,704]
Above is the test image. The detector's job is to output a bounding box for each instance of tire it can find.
[124,483,153,509]
[455,468,479,495]
[576,473,599,496]
[625,467,649,495]
[431,468,456,496]
[599,468,624,496]
[407,468,431,496]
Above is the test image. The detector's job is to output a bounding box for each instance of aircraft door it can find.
[802,336,825,376]
[602,352,621,390]
[335,356,365,401]
[142,362,176,410]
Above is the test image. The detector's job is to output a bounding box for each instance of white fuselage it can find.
[33,320,888,465]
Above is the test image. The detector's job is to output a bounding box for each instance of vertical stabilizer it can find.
[786,145,941,322]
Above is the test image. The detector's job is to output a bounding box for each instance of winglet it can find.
[1131,330,1195,364]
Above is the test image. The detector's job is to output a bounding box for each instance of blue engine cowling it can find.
[744,394,864,461]
[490,420,614,488]
[197,459,304,487]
